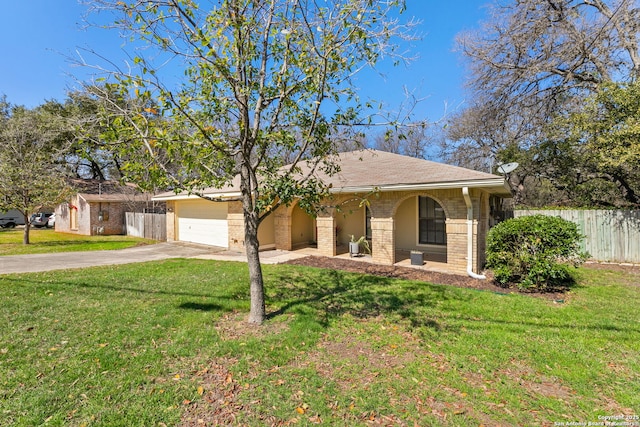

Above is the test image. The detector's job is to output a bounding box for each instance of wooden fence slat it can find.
[514,209,640,263]
[125,212,166,241]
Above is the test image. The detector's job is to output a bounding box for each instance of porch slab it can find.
[195,246,460,276]
[290,246,457,275]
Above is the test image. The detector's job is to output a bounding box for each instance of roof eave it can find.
[331,178,512,196]
[153,180,512,201]
[152,192,242,202]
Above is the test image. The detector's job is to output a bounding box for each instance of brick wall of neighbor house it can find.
[89,202,128,235]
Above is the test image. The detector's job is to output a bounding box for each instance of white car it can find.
[47,213,56,228]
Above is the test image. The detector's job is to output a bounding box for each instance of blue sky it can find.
[0,1,489,122]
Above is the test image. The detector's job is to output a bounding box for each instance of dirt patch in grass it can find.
[180,358,245,426]
[214,311,290,341]
[304,335,418,392]
[284,256,569,300]
[500,360,575,401]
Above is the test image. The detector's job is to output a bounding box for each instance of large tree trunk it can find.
[244,200,265,324]
[23,222,30,245]
[240,155,265,324]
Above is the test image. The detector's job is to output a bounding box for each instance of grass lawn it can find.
[0,259,638,426]
[0,228,156,256]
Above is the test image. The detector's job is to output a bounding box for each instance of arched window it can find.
[418,196,446,245]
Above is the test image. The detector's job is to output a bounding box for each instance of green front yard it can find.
[0,228,155,255]
[1,259,638,426]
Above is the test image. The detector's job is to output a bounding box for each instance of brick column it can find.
[445,219,474,275]
[227,201,245,251]
[166,201,176,241]
[316,216,336,257]
[371,217,395,265]
[274,207,292,251]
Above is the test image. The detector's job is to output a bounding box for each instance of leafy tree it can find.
[449,0,640,206]
[59,90,125,181]
[0,102,72,244]
[83,0,416,324]
[522,81,640,207]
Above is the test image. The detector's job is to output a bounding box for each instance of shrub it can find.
[486,215,589,290]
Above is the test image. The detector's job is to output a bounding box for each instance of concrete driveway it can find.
[0,242,222,275]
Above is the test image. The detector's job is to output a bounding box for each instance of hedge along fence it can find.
[513,209,640,264]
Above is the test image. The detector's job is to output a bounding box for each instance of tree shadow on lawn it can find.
[266,267,640,336]
[2,276,237,306]
[178,302,224,312]
[476,315,639,335]
[266,268,472,331]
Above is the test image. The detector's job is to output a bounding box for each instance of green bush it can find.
[486,215,588,290]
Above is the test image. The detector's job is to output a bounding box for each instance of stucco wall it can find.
[335,199,366,246]
[291,204,315,248]
[258,212,276,249]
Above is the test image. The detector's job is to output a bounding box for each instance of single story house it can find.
[153,150,512,276]
[56,180,157,236]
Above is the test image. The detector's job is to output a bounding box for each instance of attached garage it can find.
[176,199,229,248]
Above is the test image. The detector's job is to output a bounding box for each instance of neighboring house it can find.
[153,150,512,276]
[55,180,158,236]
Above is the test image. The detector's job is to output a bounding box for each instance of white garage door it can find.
[177,200,229,248]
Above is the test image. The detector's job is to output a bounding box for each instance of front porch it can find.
[289,246,454,275]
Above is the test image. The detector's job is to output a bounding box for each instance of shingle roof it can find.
[71,179,152,203]
[154,149,511,200]
[311,150,505,190]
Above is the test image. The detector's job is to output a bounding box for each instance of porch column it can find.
[445,219,472,275]
[274,207,292,251]
[227,202,245,252]
[316,216,336,257]
[371,217,395,265]
[165,201,176,242]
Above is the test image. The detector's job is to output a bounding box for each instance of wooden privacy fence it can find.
[125,212,167,241]
[514,209,640,263]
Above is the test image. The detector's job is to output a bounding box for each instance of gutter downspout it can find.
[462,187,486,280]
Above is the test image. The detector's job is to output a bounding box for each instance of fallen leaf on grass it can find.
[308,414,322,423]
[296,407,306,414]
[197,386,204,395]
